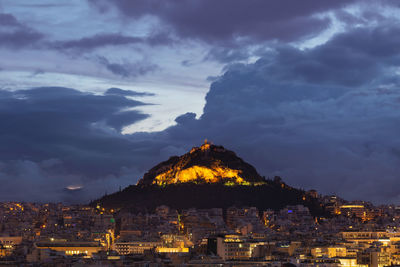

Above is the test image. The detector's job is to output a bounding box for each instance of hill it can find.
[93,142,325,215]
[139,140,265,186]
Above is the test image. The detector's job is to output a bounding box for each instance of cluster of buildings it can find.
[2,194,400,266]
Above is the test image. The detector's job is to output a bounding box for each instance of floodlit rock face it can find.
[138,141,265,186]
[94,141,326,215]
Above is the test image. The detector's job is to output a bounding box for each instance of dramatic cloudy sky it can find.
[1,0,400,204]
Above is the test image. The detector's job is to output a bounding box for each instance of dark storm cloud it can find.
[90,0,354,44]
[11,3,73,8]
[105,88,155,97]
[0,30,43,48]
[0,87,148,159]
[0,13,21,26]
[0,13,44,49]
[97,56,159,78]
[3,22,400,204]
[175,112,196,125]
[54,34,143,50]
[0,86,158,202]
[250,25,400,88]
[106,110,149,132]
[52,32,173,52]
[102,60,131,77]
[3,1,400,205]
[204,47,252,63]
[0,87,198,203]
[136,23,400,204]
[0,159,144,203]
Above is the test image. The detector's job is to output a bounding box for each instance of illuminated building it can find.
[339,204,377,221]
[340,204,366,218]
[341,231,393,244]
[217,236,252,260]
[0,236,22,249]
[114,240,162,255]
[216,235,267,260]
[156,247,189,253]
[311,246,347,258]
[0,244,8,258]
[263,209,275,227]
[35,241,104,257]
[357,248,391,267]
[337,257,358,267]
[300,258,341,267]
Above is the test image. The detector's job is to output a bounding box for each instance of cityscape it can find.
[2,0,400,266]
[2,143,400,266]
[2,190,400,266]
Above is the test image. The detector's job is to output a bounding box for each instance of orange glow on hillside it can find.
[153,164,246,185]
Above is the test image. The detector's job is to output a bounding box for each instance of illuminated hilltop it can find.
[93,142,325,216]
[138,140,266,186]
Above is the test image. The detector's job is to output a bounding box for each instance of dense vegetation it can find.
[93,143,326,216]
[93,178,326,216]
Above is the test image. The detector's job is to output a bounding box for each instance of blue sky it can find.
[1,0,400,204]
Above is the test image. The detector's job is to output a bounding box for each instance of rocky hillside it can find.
[139,141,265,186]
[93,142,326,216]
